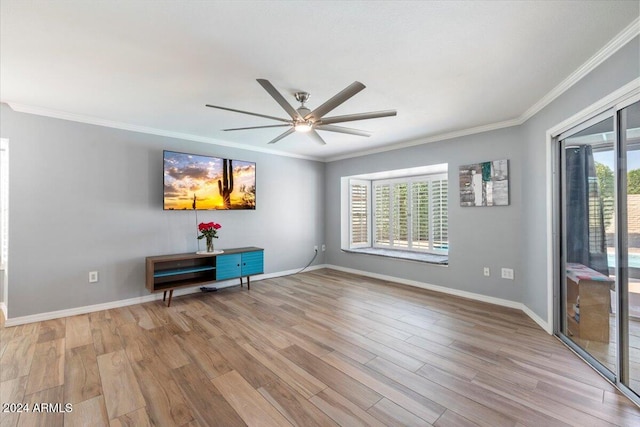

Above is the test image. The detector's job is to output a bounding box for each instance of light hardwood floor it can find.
[1,268,640,426]
[566,313,640,392]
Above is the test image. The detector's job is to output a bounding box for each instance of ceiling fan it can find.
[206,79,397,145]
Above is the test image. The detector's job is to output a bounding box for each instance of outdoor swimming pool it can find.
[607,252,640,269]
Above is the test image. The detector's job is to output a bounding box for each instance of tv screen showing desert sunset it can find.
[163,150,256,210]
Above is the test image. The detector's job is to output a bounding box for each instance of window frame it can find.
[347,172,448,256]
[372,174,448,254]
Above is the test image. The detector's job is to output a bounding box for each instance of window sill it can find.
[343,247,448,266]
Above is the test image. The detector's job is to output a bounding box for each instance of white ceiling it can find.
[1,1,639,161]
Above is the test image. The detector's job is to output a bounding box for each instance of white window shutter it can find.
[411,181,430,250]
[349,180,370,248]
[374,183,391,247]
[431,179,448,251]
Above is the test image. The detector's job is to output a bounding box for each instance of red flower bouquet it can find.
[197,222,221,252]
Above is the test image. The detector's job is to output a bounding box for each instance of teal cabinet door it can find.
[241,251,264,276]
[216,254,241,280]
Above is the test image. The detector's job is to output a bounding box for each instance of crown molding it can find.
[520,17,640,123]
[4,102,322,162]
[4,18,638,164]
[327,17,640,163]
[546,77,640,139]
[324,117,522,162]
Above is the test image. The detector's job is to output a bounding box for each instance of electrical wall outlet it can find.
[314,245,318,251]
[322,244,326,251]
[501,268,514,280]
[483,267,490,277]
[89,271,99,283]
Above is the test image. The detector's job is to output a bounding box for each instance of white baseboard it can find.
[2,262,551,333]
[521,303,552,334]
[3,264,328,327]
[0,302,7,323]
[325,264,552,334]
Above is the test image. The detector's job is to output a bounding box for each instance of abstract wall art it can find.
[459,159,509,207]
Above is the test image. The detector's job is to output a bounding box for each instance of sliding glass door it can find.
[620,100,640,395]
[557,96,640,402]
[559,114,616,374]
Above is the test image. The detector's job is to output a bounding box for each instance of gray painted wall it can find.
[520,37,640,319]
[326,126,524,303]
[1,35,637,322]
[326,35,640,322]
[0,105,325,318]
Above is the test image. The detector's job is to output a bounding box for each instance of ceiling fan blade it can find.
[319,109,397,125]
[206,104,290,123]
[315,124,370,137]
[267,128,295,144]
[223,124,291,131]
[307,129,327,145]
[305,81,366,120]
[257,79,303,120]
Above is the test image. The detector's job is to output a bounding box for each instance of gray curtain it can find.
[565,145,609,276]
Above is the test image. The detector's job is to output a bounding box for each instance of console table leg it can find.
[247,276,250,290]
[167,290,174,307]
[240,277,243,288]
[163,291,167,302]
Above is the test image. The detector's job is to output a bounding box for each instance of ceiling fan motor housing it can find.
[294,93,312,128]
[294,91,310,106]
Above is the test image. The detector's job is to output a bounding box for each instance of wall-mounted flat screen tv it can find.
[163,150,256,210]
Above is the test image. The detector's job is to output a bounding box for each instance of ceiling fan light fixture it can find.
[294,121,313,133]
